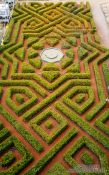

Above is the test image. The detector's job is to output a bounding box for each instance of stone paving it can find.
[101,2,109,25]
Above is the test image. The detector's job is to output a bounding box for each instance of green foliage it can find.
[64,136,108,174]
[29,58,42,69]
[61,41,71,49]
[15,47,25,61]
[95,110,109,135]
[66,62,80,73]
[22,62,35,73]
[63,86,94,114]
[1,151,15,167]
[30,108,68,144]
[6,87,38,116]
[46,38,59,46]
[27,37,39,47]
[77,46,88,60]
[0,105,43,152]
[56,101,109,150]
[0,136,33,175]
[81,151,93,165]
[102,63,109,92]
[16,94,25,104]
[32,42,44,50]
[42,71,60,82]
[42,63,60,71]
[45,120,53,129]
[25,128,77,175]
[66,37,77,46]
[61,57,74,69]
[28,48,38,59]
[3,20,14,44]
[0,128,10,142]
[66,48,74,59]
[75,93,85,103]
[46,163,70,175]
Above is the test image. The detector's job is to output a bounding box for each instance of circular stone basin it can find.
[40,48,64,62]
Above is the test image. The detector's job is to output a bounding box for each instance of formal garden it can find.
[0,1,109,175]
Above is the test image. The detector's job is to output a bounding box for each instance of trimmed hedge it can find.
[55,101,109,150]
[3,20,14,44]
[66,48,74,59]
[32,41,44,50]
[0,105,43,153]
[102,63,109,92]
[61,57,74,69]
[77,46,88,60]
[81,151,93,165]
[23,79,90,121]
[0,57,9,80]
[28,48,38,59]
[0,136,33,175]
[1,151,15,167]
[42,71,60,82]
[25,128,77,175]
[42,63,60,71]
[46,163,70,175]
[6,87,38,116]
[63,86,94,114]
[95,110,109,135]
[66,37,77,46]
[64,136,109,174]
[29,58,42,69]
[0,128,10,142]
[30,108,68,144]
[61,41,71,49]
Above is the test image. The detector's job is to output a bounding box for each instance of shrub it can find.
[24,128,77,175]
[64,136,108,174]
[61,41,71,49]
[32,42,44,50]
[42,71,60,82]
[42,63,59,71]
[55,101,109,150]
[22,62,35,73]
[16,94,25,104]
[27,37,39,47]
[0,128,10,142]
[0,105,43,153]
[1,151,15,167]
[75,93,85,103]
[29,58,42,69]
[81,151,93,165]
[15,47,25,61]
[46,163,70,175]
[0,136,33,174]
[66,37,77,46]
[28,48,38,59]
[30,108,68,144]
[3,20,14,44]
[6,87,38,116]
[45,120,53,129]
[102,63,109,91]
[61,57,74,69]
[46,38,59,47]
[77,46,88,60]
[66,48,74,59]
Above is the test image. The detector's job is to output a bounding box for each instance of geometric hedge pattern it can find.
[0,2,109,175]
